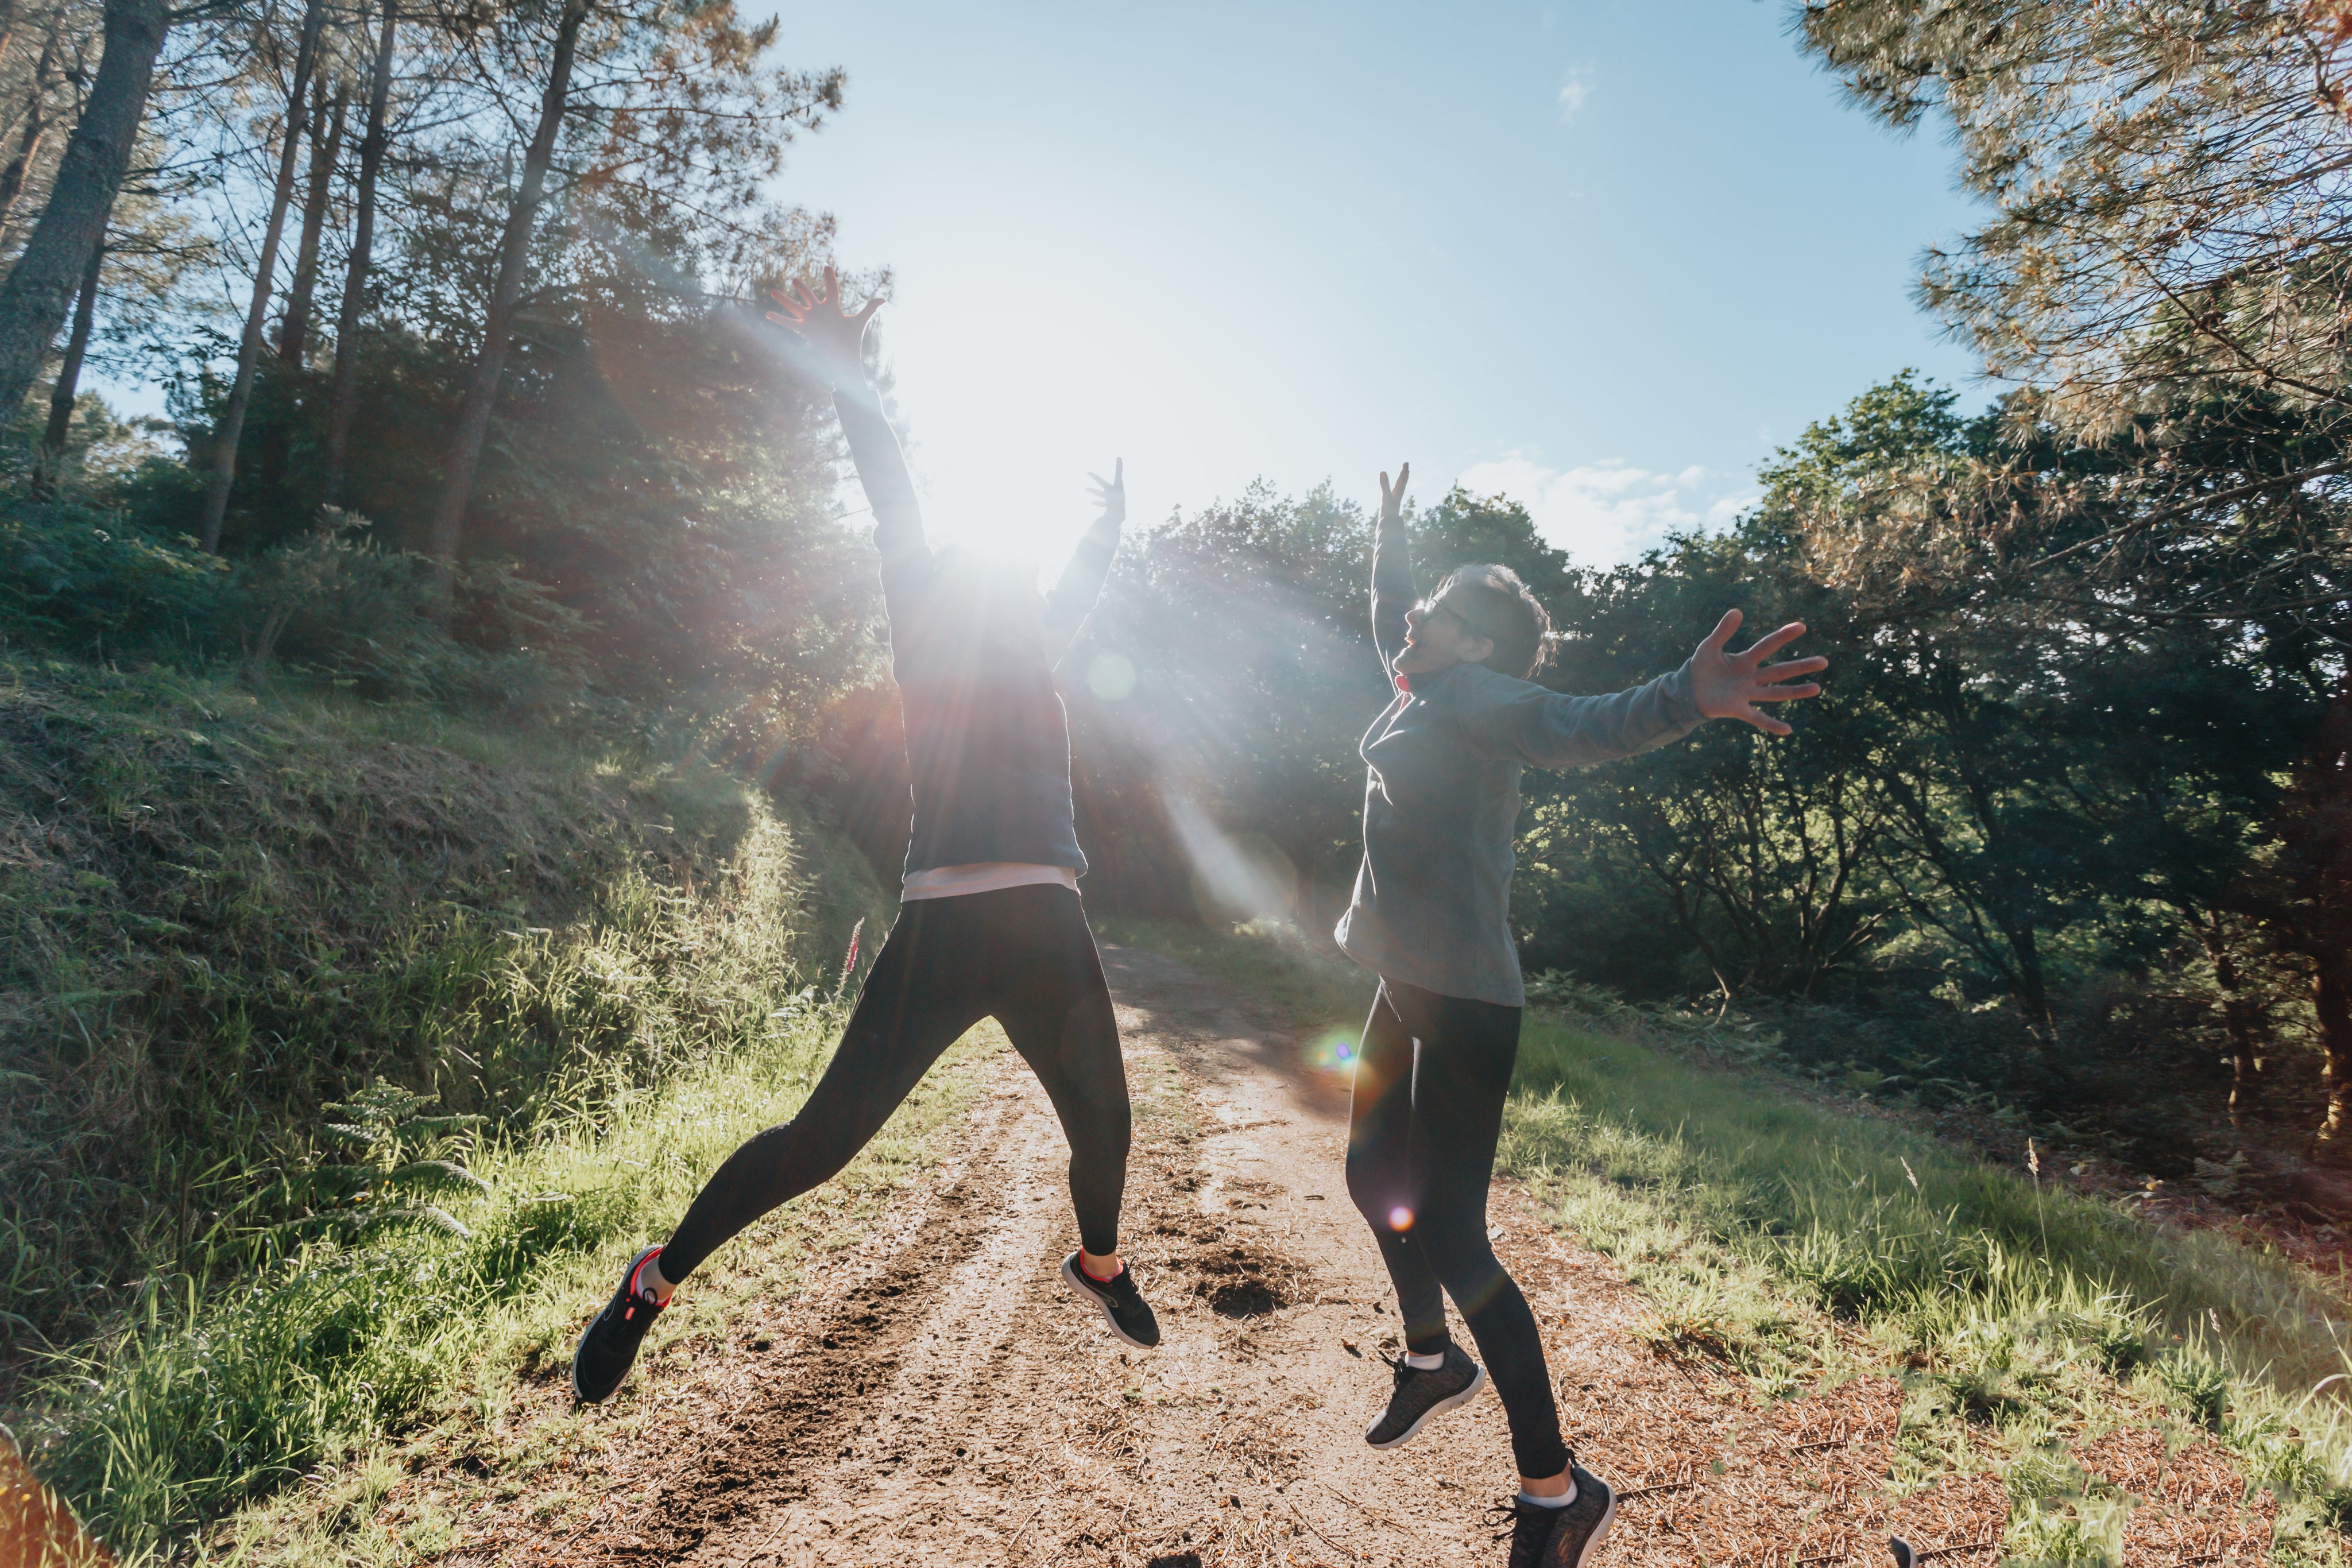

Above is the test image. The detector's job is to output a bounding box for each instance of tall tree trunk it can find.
[320,0,393,510]
[0,0,27,95]
[1998,912,2050,1021]
[198,0,326,553]
[258,74,346,504]
[2318,960,2352,1145]
[0,18,67,238]
[0,0,168,420]
[2198,911,2265,1128]
[276,72,346,367]
[2276,679,2352,1150]
[424,0,587,573]
[35,224,98,474]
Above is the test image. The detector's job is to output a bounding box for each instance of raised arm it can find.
[1043,459,1124,662]
[1460,665,1707,769]
[1455,609,1827,767]
[768,267,926,566]
[1371,463,1415,673]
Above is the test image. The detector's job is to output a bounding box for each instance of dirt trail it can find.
[459,946,2273,1567]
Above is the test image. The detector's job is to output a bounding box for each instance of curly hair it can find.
[1434,563,1557,679]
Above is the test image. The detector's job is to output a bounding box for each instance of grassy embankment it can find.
[1,660,1000,1564]
[1099,915,2352,1567]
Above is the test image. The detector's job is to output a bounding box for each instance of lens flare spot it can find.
[1388,1206,1414,1232]
[1085,651,1138,700]
[1309,1029,1359,1072]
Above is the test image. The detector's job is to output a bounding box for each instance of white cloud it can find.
[1557,66,1593,122]
[1706,491,1758,528]
[1453,455,1753,566]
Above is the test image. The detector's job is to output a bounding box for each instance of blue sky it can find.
[745,0,1987,568]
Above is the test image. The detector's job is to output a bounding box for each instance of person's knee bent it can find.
[1345,1147,1407,1234]
[1101,1090,1132,1156]
[1058,1078,1129,1163]
[730,1114,857,1206]
[1419,1228,1507,1299]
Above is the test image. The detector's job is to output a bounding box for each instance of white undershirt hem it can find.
[900,862,1079,903]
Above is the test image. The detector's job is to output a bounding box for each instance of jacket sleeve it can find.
[1449,661,1707,768]
[1043,511,1121,665]
[834,381,927,567]
[1370,501,1415,674]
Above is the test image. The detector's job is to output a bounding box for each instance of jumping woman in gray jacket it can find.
[1339,463,1824,1568]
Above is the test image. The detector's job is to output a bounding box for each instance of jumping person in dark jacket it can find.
[573,269,1159,1404]
[1338,463,1824,1567]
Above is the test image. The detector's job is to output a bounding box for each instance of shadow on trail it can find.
[1097,942,1357,1122]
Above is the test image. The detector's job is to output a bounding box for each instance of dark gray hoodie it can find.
[1333,508,1702,1006]
[834,382,1119,879]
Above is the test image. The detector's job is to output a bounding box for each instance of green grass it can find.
[0,656,937,1561]
[29,1004,1001,1566]
[2,657,887,1353]
[1109,916,2352,1566]
[1500,1016,2352,1562]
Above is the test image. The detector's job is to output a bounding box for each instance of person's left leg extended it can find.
[988,884,1158,1346]
[571,899,985,1402]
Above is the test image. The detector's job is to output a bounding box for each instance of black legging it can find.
[660,882,1129,1278]
[1345,978,1568,1480]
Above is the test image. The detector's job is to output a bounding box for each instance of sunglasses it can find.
[1413,597,1477,636]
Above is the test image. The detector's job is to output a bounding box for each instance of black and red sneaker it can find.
[572,1244,668,1403]
[1060,1251,1161,1348]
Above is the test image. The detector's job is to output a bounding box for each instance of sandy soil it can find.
[440,945,2277,1568]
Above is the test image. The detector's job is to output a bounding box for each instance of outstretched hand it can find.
[1088,459,1125,528]
[766,264,882,384]
[1378,461,1411,522]
[1688,610,1827,736]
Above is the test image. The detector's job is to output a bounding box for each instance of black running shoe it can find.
[1890,1539,1918,1568]
[1060,1252,1160,1348]
[1489,1461,1616,1568]
[1364,1344,1486,1447]
[571,1244,668,1403]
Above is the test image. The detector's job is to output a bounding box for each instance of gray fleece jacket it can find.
[1333,511,1704,1007]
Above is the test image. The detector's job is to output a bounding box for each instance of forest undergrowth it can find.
[0,657,946,1561]
[1101,915,2352,1566]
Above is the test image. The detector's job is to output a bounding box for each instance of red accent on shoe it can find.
[627,1248,666,1307]
[1080,1256,1123,1284]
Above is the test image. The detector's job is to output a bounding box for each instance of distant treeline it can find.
[1013,373,2348,1166]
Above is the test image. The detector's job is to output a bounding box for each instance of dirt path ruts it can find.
[456,945,2270,1567]
[599,943,1532,1567]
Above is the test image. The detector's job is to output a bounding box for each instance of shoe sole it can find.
[1363,1362,1487,1448]
[1060,1256,1157,1349]
[572,1244,663,1403]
